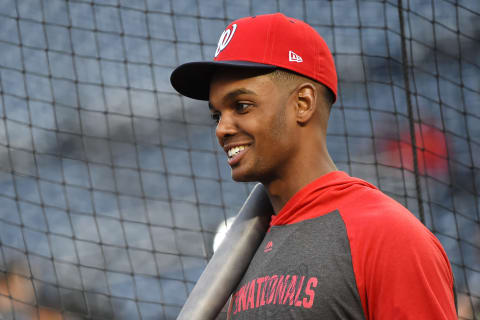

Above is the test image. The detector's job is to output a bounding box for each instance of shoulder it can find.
[339,184,428,240]
[338,184,451,279]
[338,182,453,283]
[342,187,456,318]
[328,176,455,318]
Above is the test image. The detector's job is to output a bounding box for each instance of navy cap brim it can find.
[170,60,276,101]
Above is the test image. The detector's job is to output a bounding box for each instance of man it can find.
[170,13,457,319]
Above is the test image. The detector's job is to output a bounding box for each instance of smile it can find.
[226,145,249,166]
[227,145,247,158]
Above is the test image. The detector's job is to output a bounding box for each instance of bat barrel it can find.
[177,183,273,320]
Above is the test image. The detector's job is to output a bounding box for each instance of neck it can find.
[263,149,337,214]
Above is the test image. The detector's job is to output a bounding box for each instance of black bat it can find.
[177,183,273,320]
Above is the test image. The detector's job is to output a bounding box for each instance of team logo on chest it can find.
[215,24,237,57]
[264,241,273,253]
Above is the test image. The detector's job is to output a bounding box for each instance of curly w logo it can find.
[215,24,237,57]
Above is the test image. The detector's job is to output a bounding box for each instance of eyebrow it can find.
[209,88,257,111]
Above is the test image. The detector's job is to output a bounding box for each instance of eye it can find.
[235,102,252,113]
[210,112,221,124]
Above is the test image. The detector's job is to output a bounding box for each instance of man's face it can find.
[209,69,297,183]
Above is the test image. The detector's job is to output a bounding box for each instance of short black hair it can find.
[267,69,335,109]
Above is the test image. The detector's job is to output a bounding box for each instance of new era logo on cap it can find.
[289,50,303,63]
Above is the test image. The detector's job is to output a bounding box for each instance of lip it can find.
[223,143,251,166]
[223,142,252,154]
[227,146,249,166]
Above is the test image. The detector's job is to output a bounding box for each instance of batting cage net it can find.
[0,0,478,319]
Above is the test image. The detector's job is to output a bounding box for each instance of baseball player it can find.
[171,13,457,319]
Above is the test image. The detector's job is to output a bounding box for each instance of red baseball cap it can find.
[170,13,337,102]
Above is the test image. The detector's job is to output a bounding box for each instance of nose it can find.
[215,112,237,143]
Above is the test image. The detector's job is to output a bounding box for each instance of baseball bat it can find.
[177,183,273,320]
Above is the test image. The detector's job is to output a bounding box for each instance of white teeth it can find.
[227,145,246,158]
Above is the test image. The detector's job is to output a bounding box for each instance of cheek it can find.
[270,103,290,142]
[256,111,290,159]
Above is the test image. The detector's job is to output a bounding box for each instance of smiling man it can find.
[208,68,336,213]
[170,13,457,319]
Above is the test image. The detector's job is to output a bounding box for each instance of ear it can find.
[294,83,317,125]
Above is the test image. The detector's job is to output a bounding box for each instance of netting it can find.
[0,0,478,319]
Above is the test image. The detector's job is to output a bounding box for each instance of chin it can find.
[230,168,259,182]
[231,173,253,182]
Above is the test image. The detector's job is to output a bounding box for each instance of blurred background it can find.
[0,0,478,319]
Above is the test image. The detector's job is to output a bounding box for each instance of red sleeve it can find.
[341,188,457,320]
